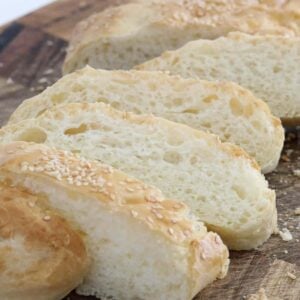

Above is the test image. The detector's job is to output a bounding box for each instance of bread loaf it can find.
[0,141,229,300]
[0,103,278,250]
[0,181,89,300]
[8,67,284,173]
[63,1,300,72]
[136,32,300,124]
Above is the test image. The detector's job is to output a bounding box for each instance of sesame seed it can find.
[125,178,135,183]
[64,234,71,246]
[126,187,135,192]
[173,204,182,209]
[168,228,174,236]
[28,201,35,208]
[21,165,28,172]
[43,215,51,221]
[183,230,191,237]
[131,210,138,217]
[147,216,154,224]
[200,252,206,260]
[287,272,296,280]
[145,195,158,203]
[151,209,163,219]
[107,166,113,173]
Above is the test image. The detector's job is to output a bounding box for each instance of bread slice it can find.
[62,1,300,73]
[0,182,88,300]
[0,142,229,300]
[136,32,300,124]
[8,67,284,173]
[0,103,277,250]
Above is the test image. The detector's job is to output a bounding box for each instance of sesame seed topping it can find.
[287,272,296,280]
[168,228,174,236]
[43,215,51,221]
[125,178,135,183]
[145,195,158,203]
[200,252,206,260]
[131,210,138,217]
[27,201,35,208]
[151,209,163,219]
[64,234,71,246]
[173,204,182,209]
[147,216,154,224]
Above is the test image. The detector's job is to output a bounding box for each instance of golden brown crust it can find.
[0,181,89,300]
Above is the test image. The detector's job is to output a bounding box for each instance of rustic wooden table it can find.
[0,1,299,299]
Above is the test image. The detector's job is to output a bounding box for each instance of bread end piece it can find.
[0,181,89,300]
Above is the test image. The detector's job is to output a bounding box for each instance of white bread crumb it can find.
[293,170,300,177]
[6,78,14,85]
[247,288,268,300]
[279,228,293,241]
[287,272,297,280]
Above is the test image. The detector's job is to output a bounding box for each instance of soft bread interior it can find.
[136,32,300,122]
[8,67,284,173]
[0,103,277,250]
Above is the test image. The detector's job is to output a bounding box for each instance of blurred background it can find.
[0,0,53,25]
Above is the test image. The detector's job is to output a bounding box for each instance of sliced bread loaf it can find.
[0,142,229,300]
[8,67,284,173]
[0,182,89,300]
[0,103,278,250]
[63,1,300,72]
[136,32,300,124]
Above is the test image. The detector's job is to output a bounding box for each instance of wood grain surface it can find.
[0,1,299,299]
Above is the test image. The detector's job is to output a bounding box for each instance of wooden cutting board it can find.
[0,1,299,299]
